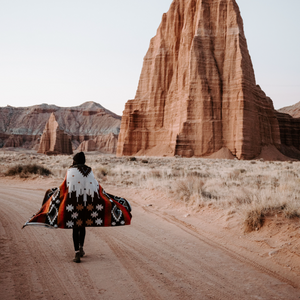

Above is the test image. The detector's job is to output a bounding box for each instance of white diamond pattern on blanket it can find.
[111,205,122,222]
[47,204,58,225]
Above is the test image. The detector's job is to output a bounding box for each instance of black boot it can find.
[73,251,81,263]
[79,246,85,257]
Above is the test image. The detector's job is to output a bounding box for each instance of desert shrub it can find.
[167,169,184,178]
[141,159,148,164]
[271,177,280,188]
[186,171,210,178]
[5,164,52,177]
[234,194,252,205]
[244,208,265,232]
[149,170,162,178]
[175,177,205,203]
[228,169,241,180]
[243,201,298,232]
[241,187,300,231]
[95,165,110,179]
[254,176,263,189]
[283,204,300,219]
[201,190,218,200]
[128,157,136,162]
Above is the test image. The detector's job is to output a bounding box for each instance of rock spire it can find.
[38,113,73,155]
[117,0,281,159]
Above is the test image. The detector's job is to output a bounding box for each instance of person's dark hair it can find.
[73,152,86,165]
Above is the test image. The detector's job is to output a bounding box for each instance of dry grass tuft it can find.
[283,206,300,219]
[244,209,265,232]
[175,177,205,203]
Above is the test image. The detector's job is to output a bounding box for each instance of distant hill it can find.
[0,101,121,152]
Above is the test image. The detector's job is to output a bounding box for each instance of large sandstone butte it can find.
[38,113,73,155]
[117,0,289,159]
[0,102,121,154]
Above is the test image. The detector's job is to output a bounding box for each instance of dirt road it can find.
[0,179,299,300]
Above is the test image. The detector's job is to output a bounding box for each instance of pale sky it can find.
[0,0,299,115]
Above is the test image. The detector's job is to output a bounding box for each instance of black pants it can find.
[73,227,86,251]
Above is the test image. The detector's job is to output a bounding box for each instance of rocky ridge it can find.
[0,101,121,153]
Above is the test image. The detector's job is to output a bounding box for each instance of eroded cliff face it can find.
[275,112,300,159]
[37,113,73,155]
[275,102,300,159]
[117,0,281,159]
[77,133,118,154]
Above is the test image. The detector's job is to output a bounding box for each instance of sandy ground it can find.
[1,177,300,300]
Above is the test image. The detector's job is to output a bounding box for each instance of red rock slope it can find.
[0,102,121,153]
[117,0,281,159]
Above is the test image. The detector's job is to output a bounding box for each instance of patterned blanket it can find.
[23,165,132,229]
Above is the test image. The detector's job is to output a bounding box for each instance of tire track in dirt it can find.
[103,232,239,300]
[88,222,214,299]
[139,206,300,299]
[1,206,61,299]
[1,201,74,299]
[109,187,300,299]
[107,213,292,300]
[159,211,299,289]
[99,230,167,300]
[126,188,300,291]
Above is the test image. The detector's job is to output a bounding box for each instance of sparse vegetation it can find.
[5,163,52,177]
[1,150,300,232]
